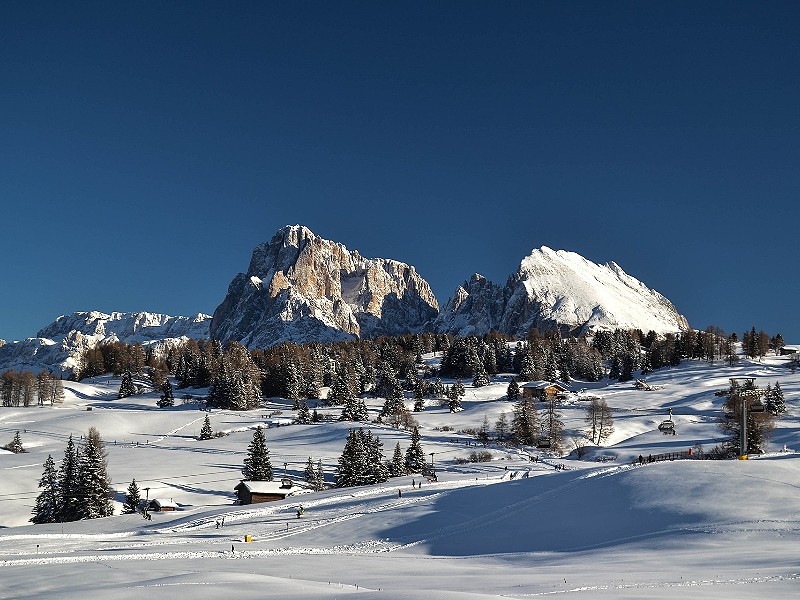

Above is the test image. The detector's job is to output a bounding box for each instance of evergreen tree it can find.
[285,362,302,405]
[57,436,81,522]
[118,371,137,399]
[404,426,426,473]
[544,398,565,454]
[389,442,405,477]
[78,427,114,519]
[472,365,490,387]
[295,401,312,424]
[453,379,466,397]
[495,412,509,441]
[766,381,786,416]
[303,457,318,489]
[31,455,59,524]
[315,459,325,491]
[511,398,538,446]
[242,427,273,481]
[123,478,142,514]
[5,430,25,453]
[199,415,213,440]
[506,379,520,400]
[336,429,370,487]
[364,430,389,483]
[340,395,369,422]
[157,379,174,408]
[447,385,462,412]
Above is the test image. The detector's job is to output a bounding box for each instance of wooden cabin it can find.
[520,381,570,401]
[234,479,310,505]
[148,499,178,512]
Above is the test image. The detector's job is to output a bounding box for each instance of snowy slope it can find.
[1,351,799,598]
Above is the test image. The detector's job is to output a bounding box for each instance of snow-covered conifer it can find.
[199,415,214,440]
[404,426,426,473]
[242,427,273,481]
[123,478,142,514]
[30,455,59,524]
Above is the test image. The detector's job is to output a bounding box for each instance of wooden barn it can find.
[520,381,570,400]
[147,499,178,512]
[234,479,310,505]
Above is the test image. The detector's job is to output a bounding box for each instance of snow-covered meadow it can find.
[1,353,799,598]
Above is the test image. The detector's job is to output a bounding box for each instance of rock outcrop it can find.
[210,225,439,347]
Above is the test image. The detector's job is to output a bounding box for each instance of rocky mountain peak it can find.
[210,226,439,347]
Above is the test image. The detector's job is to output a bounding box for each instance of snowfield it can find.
[1,352,799,598]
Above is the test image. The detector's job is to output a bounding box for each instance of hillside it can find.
[0,350,798,598]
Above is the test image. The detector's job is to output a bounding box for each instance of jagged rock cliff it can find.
[435,247,689,337]
[210,225,439,347]
[0,311,211,376]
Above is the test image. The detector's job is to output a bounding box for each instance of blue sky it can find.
[1,1,798,343]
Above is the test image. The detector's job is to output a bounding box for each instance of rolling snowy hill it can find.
[0,350,798,598]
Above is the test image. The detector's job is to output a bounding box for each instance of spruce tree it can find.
[389,442,405,477]
[766,381,786,416]
[336,429,370,487]
[507,379,520,400]
[157,379,174,408]
[295,401,312,424]
[495,412,509,441]
[314,459,325,491]
[453,379,466,397]
[31,455,59,524]
[5,430,25,453]
[199,415,213,440]
[118,371,137,399]
[447,385,462,413]
[404,426,426,473]
[123,478,142,514]
[303,457,317,488]
[242,427,273,481]
[511,398,538,446]
[78,427,114,519]
[340,395,369,422]
[57,436,81,522]
[472,365,490,387]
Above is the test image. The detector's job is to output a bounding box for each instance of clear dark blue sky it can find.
[1,1,798,342]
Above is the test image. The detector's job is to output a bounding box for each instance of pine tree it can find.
[544,398,565,453]
[78,427,114,519]
[507,379,520,400]
[453,379,465,397]
[242,427,273,481]
[389,442,405,477]
[364,430,389,483]
[404,426,426,473]
[57,435,81,522]
[303,457,317,488]
[31,455,59,524]
[123,478,142,514]
[495,412,509,441]
[511,398,538,446]
[315,459,325,491]
[199,415,213,440]
[472,365,490,387]
[340,395,369,422]
[157,379,174,408]
[118,371,137,399]
[766,381,786,416]
[5,430,25,453]
[336,429,370,487]
[295,401,312,424]
[447,385,462,413]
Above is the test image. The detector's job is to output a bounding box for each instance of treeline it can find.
[1,370,65,407]
[61,325,786,413]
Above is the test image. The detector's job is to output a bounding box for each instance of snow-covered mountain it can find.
[0,311,211,376]
[210,225,439,347]
[435,246,689,337]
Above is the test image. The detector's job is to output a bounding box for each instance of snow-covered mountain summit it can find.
[0,311,211,376]
[210,225,440,347]
[435,246,689,337]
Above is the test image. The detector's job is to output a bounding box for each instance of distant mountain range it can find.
[0,225,689,375]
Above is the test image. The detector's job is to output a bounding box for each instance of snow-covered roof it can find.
[235,480,310,496]
[521,380,570,391]
[150,499,178,508]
